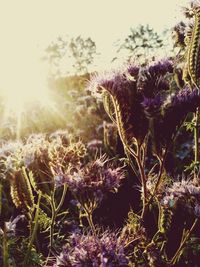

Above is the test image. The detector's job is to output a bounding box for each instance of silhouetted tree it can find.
[69,36,96,75]
[116,24,164,62]
[44,35,97,76]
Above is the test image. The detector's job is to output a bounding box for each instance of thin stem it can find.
[49,197,56,249]
[23,192,42,267]
[56,184,67,212]
[86,211,96,237]
[0,182,2,216]
[170,218,198,265]
[3,224,9,267]
[194,108,200,180]
[49,184,67,249]
[125,148,139,178]
[83,203,96,237]
[152,156,165,196]
[135,145,147,219]
[145,153,167,210]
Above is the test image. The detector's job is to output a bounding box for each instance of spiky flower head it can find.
[53,230,128,267]
[141,94,163,118]
[183,1,200,18]
[0,141,25,180]
[137,59,173,98]
[148,87,200,156]
[162,179,200,217]
[57,155,125,208]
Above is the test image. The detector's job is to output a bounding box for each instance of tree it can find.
[69,36,96,75]
[116,24,164,63]
[43,35,97,76]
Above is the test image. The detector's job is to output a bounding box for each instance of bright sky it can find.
[0,0,189,92]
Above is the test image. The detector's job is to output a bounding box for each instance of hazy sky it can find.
[0,0,189,91]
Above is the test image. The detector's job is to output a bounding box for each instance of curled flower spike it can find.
[89,68,148,146]
[172,22,187,48]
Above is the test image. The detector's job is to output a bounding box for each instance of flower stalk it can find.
[170,218,198,265]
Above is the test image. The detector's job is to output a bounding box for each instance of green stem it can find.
[56,184,67,212]
[135,146,147,219]
[3,224,9,267]
[152,156,165,196]
[145,152,167,211]
[86,210,96,237]
[23,192,42,266]
[170,218,198,265]
[50,184,67,249]
[49,198,56,249]
[194,108,200,180]
[125,148,139,178]
[0,182,2,216]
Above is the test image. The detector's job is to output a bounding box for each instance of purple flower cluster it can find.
[89,60,174,147]
[53,231,128,267]
[141,94,163,118]
[156,87,200,148]
[26,133,86,193]
[0,131,86,194]
[163,179,200,217]
[169,87,200,113]
[137,59,173,98]
[0,141,23,177]
[63,155,125,205]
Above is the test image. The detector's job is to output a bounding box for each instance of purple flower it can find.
[126,64,140,77]
[148,60,173,76]
[141,94,163,118]
[53,230,128,267]
[162,179,200,217]
[137,59,173,98]
[169,87,200,112]
[64,155,125,206]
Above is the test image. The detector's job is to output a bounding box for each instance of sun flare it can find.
[0,57,61,138]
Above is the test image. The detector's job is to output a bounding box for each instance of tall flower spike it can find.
[10,168,34,210]
[185,4,200,87]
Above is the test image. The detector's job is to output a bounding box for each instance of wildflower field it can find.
[1,1,200,266]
